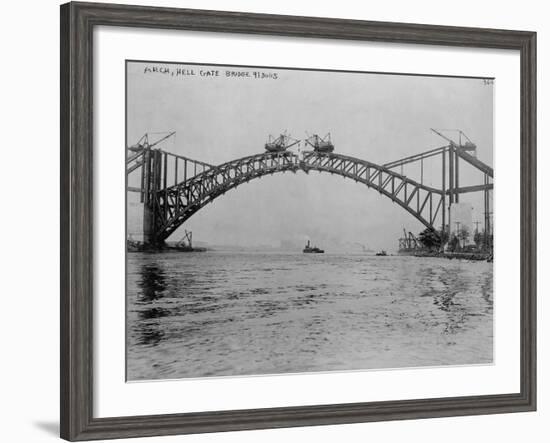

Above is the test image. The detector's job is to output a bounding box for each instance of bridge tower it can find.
[127,132,174,247]
[127,132,214,247]
[142,148,163,245]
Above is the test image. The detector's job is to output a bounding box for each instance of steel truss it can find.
[149,151,445,243]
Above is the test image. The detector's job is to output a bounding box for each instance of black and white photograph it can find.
[1,0,544,441]
[126,61,494,381]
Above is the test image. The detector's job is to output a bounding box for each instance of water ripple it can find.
[126,252,493,380]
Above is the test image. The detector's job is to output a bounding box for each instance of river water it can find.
[126,251,493,381]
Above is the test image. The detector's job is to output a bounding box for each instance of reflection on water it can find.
[137,264,167,302]
[126,252,493,380]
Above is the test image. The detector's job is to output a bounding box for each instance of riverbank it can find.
[127,240,207,253]
[410,250,492,262]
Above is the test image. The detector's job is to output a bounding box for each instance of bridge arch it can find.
[151,151,445,242]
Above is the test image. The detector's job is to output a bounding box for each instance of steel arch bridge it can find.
[131,150,449,244]
[127,134,493,246]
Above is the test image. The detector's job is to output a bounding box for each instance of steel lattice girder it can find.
[152,151,445,241]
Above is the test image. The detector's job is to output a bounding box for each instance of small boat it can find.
[303,240,324,253]
[375,250,387,256]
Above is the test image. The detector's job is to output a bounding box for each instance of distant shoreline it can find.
[408,250,492,262]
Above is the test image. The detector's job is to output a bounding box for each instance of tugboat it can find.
[375,250,388,256]
[303,240,324,254]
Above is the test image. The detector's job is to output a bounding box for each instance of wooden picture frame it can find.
[60,2,536,440]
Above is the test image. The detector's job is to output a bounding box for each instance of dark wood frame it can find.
[60,1,537,441]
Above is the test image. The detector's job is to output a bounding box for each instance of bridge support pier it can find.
[142,204,155,244]
[142,149,165,247]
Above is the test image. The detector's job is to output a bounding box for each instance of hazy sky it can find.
[127,61,493,251]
